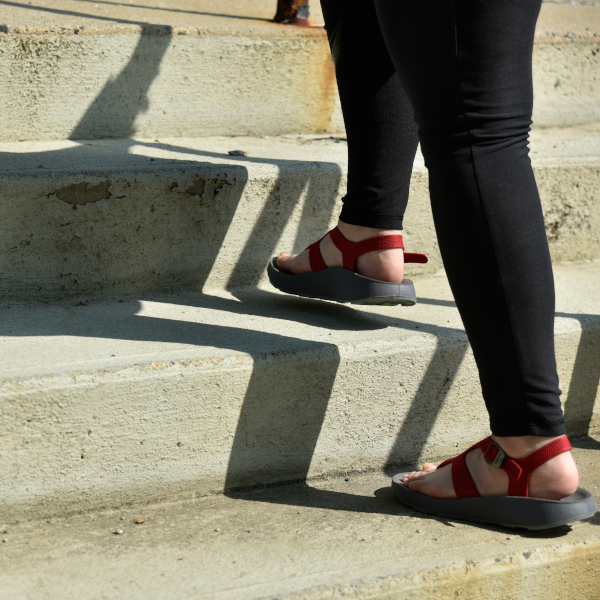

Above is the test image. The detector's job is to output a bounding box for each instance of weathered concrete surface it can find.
[0,0,339,141]
[0,449,599,600]
[0,0,327,30]
[1,261,598,521]
[0,3,599,141]
[1,127,599,300]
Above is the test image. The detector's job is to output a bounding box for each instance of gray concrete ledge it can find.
[1,261,598,521]
[0,4,599,140]
[0,452,599,600]
[1,127,599,301]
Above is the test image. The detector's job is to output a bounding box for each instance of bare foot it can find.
[402,435,579,500]
[276,220,405,282]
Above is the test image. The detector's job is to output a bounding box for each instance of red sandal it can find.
[392,436,596,530]
[267,226,428,306]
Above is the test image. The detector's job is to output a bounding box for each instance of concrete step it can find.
[1,448,599,600]
[1,261,599,521]
[1,126,600,301]
[1,2,599,141]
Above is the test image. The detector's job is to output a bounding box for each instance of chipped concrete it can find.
[0,3,599,140]
[0,453,599,600]
[0,261,598,521]
[53,181,112,204]
[0,128,599,300]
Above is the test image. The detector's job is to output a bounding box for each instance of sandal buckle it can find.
[483,441,506,468]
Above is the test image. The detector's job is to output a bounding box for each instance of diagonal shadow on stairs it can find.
[557,312,600,449]
[69,31,173,140]
[385,337,469,469]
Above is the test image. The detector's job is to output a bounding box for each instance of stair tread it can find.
[1,125,600,176]
[0,0,326,34]
[0,450,599,600]
[2,1,598,37]
[2,260,599,381]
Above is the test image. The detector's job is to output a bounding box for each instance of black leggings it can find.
[320,0,566,437]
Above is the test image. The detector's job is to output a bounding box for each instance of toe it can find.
[276,252,297,272]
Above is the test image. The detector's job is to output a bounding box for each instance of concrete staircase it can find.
[1,2,600,598]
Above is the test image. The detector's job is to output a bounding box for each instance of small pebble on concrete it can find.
[120,517,126,521]
[416,530,421,533]
[135,519,145,525]
[2,539,7,543]
[113,529,124,535]
[215,528,220,532]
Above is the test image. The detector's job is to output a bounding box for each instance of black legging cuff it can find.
[491,418,567,438]
[339,209,404,230]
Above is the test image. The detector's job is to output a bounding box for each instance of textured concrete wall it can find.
[0,29,341,141]
[0,307,597,521]
[1,137,599,300]
[0,17,598,141]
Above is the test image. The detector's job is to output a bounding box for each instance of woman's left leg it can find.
[277,0,420,284]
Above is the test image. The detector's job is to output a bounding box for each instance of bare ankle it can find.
[337,220,402,242]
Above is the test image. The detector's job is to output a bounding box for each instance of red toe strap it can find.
[308,239,327,272]
[438,443,482,498]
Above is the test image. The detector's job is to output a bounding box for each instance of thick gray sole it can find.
[392,473,597,530]
[267,258,417,306]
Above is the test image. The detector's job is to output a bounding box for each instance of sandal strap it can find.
[328,226,428,271]
[439,435,573,499]
[438,448,481,498]
[438,441,484,498]
[497,436,572,497]
[308,238,327,272]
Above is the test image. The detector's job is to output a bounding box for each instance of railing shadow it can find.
[558,312,600,449]
[72,0,270,22]
[69,31,173,140]
[0,0,267,26]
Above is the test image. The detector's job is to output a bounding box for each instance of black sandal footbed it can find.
[392,474,596,530]
[268,226,427,306]
[267,257,418,306]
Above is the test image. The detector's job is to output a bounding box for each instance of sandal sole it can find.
[392,473,597,530]
[267,258,417,306]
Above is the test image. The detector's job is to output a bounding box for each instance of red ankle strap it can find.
[328,226,427,271]
[479,435,573,497]
[440,435,572,499]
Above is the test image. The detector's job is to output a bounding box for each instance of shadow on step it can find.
[69,0,271,22]
[0,0,268,29]
[226,480,579,538]
[558,312,600,445]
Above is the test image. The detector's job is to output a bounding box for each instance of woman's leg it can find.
[373,0,578,498]
[277,0,419,283]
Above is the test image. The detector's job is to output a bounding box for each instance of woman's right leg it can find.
[373,0,578,499]
[277,0,419,283]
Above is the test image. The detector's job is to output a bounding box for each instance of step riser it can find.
[2,157,599,300]
[0,32,598,142]
[1,316,597,521]
[0,31,342,141]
